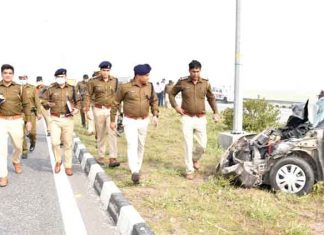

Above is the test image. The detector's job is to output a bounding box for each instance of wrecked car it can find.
[216,100,324,195]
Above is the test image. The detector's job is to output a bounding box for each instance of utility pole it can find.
[232,0,243,134]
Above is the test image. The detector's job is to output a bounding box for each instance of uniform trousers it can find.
[181,115,207,173]
[40,105,52,133]
[93,107,117,158]
[87,105,95,134]
[0,118,24,177]
[23,113,36,153]
[80,104,86,127]
[123,117,149,174]
[165,94,171,108]
[50,116,74,168]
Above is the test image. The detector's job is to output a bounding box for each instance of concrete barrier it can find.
[72,137,155,235]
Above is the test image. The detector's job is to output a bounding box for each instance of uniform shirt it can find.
[42,83,81,114]
[76,80,88,98]
[0,80,31,120]
[36,84,50,109]
[82,76,99,107]
[164,83,174,95]
[111,79,159,122]
[169,76,218,115]
[36,84,48,97]
[84,75,118,111]
[24,83,42,115]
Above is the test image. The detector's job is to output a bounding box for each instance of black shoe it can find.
[21,153,28,159]
[109,158,120,168]
[47,132,51,136]
[60,143,64,148]
[131,173,140,184]
[29,144,35,152]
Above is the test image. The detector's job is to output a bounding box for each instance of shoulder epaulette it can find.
[179,76,189,81]
[91,75,100,80]
[124,81,133,87]
[201,77,209,81]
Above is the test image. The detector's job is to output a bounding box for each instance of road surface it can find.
[0,120,117,235]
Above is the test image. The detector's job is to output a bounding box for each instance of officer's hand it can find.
[71,109,79,116]
[37,114,43,120]
[110,122,116,130]
[48,102,55,107]
[175,106,184,115]
[26,121,32,132]
[152,116,158,127]
[86,111,93,120]
[212,113,220,123]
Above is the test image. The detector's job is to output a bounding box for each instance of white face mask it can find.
[56,77,66,85]
[20,80,27,85]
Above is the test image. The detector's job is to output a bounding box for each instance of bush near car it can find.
[222,98,280,132]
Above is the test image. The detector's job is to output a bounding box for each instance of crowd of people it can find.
[0,60,220,187]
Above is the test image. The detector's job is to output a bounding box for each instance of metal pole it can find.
[232,0,243,134]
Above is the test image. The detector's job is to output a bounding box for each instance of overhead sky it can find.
[1,0,324,99]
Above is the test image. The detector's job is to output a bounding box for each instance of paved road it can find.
[0,120,117,235]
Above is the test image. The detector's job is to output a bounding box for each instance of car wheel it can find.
[223,97,228,103]
[269,156,314,195]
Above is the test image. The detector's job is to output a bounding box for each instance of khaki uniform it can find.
[36,84,52,134]
[164,83,174,108]
[84,76,99,135]
[43,83,80,168]
[111,80,158,174]
[76,80,88,127]
[0,81,31,178]
[22,84,42,154]
[84,75,118,159]
[169,76,218,173]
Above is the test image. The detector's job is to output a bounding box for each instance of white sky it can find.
[1,0,324,98]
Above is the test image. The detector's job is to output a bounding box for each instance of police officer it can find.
[42,68,80,176]
[19,75,42,159]
[36,76,52,136]
[76,74,89,128]
[0,64,32,187]
[110,64,159,184]
[169,60,220,180]
[84,72,100,136]
[164,80,174,108]
[84,61,119,167]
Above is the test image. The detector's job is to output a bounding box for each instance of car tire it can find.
[269,156,314,195]
[223,97,228,103]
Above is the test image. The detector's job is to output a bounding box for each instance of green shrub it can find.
[222,99,280,132]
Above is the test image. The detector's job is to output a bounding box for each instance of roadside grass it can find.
[74,109,324,235]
